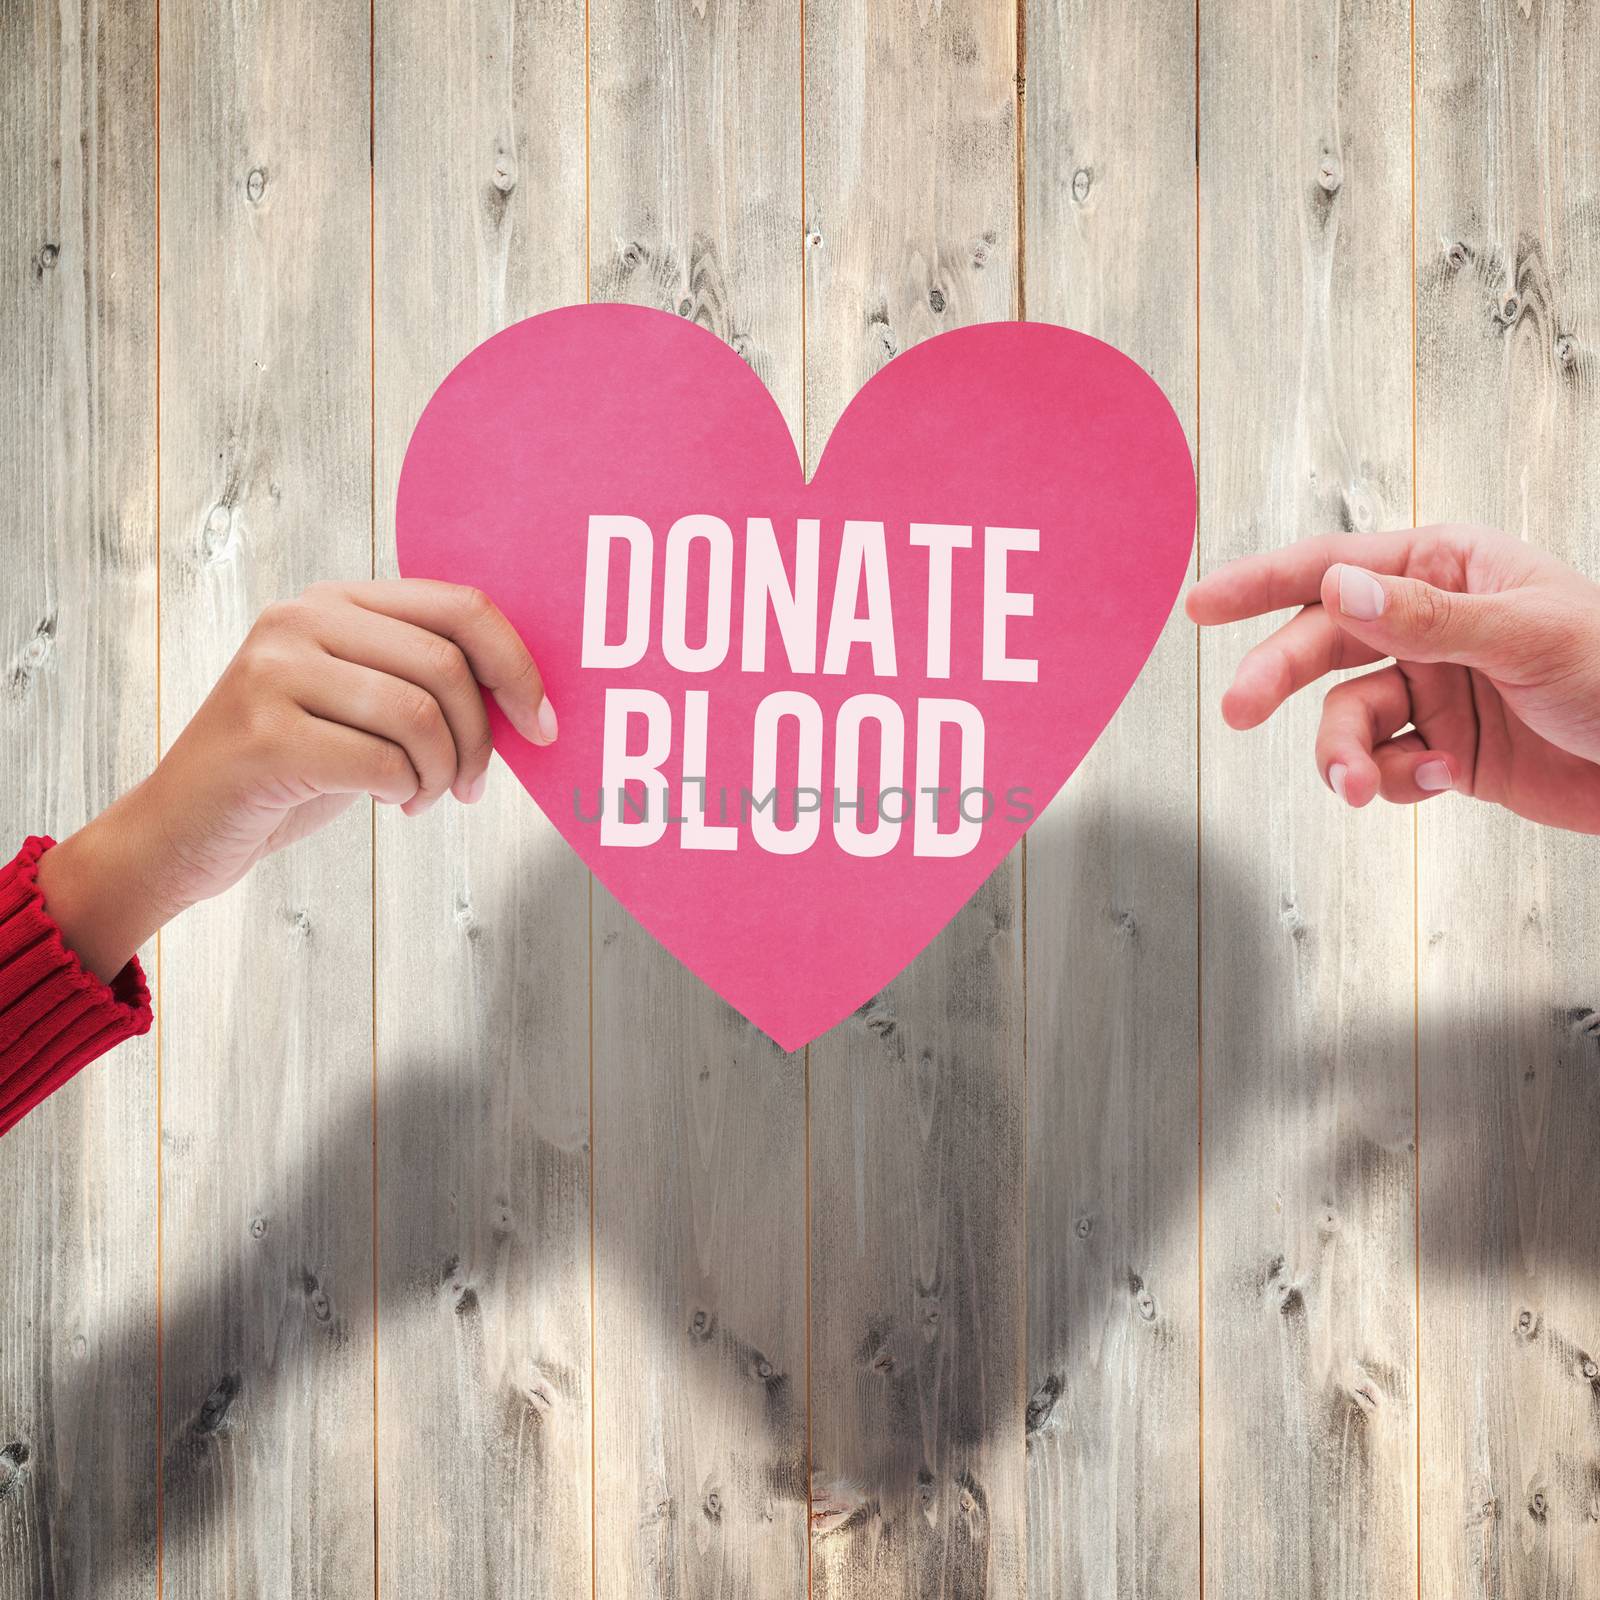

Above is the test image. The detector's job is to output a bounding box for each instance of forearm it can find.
[33,779,182,982]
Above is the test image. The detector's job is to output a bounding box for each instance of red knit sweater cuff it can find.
[0,836,152,1136]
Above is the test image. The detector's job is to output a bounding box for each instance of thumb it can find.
[1321,563,1515,668]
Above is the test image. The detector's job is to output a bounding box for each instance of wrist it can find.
[35,779,191,982]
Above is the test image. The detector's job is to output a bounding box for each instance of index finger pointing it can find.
[1187,530,1426,626]
[339,579,555,746]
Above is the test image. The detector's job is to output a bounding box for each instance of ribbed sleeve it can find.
[0,837,151,1137]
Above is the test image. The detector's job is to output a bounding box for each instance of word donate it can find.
[397,305,1194,1049]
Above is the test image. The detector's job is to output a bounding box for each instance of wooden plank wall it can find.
[156,5,376,1597]
[1416,3,1600,1595]
[803,3,1026,1595]
[0,4,157,1598]
[1023,1,1200,1593]
[586,6,809,1596]
[3,2,1600,1598]
[1198,1,1419,1595]
[373,3,592,1598]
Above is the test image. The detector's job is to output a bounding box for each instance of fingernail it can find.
[463,771,487,805]
[535,696,559,745]
[1417,759,1452,792]
[1337,564,1386,621]
[1328,762,1348,802]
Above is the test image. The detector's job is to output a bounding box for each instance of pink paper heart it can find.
[397,305,1194,1049]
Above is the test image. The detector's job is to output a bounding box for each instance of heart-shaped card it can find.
[397,305,1194,1049]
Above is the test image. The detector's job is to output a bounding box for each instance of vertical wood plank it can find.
[0,2,157,1595]
[157,3,373,1593]
[372,3,593,1596]
[802,3,1025,1594]
[1416,3,1600,1594]
[1198,0,1417,1594]
[1022,1,1201,1593]
[586,3,810,1594]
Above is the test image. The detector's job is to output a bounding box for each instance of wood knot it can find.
[1025,1373,1062,1434]
[518,1366,556,1420]
[810,1475,867,1536]
[0,1442,28,1501]
[1129,1271,1158,1321]
[196,1373,242,1435]
[1555,334,1578,370]
[1071,167,1092,203]
[440,1254,477,1315]
[1263,1253,1305,1315]
[1515,1307,1539,1339]
[688,1307,715,1343]
[302,1269,333,1323]
[248,1214,269,1240]
[202,504,235,564]
[1343,483,1376,533]
[1345,1361,1384,1416]
[490,155,517,194]
[1445,240,1472,271]
[37,242,59,271]
[1316,153,1343,193]
[1529,1490,1548,1523]
[1075,1214,1093,1239]
[245,167,267,203]
[928,287,946,314]
[855,992,897,1043]
[11,613,57,699]
[1563,1004,1600,1041]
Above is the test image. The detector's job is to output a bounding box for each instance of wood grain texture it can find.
[156,2,374,1593]
[0,2,157,1595]
[15,3,1600,1593]
[1199,1,1418,1595]
[587,3,810,1594]
[373,4,592,1596]
[801,3,1024,1594]
[1022,1,1200,1594]
[1415,3,1600,1594]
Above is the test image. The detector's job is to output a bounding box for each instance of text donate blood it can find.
[581,513,1042,860]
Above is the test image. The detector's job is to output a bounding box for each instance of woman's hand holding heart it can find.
[37,579,551,981]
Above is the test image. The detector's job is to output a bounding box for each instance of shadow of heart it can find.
[13,802,1600,1592]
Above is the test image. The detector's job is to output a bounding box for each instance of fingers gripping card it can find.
[397,305,1195,1049]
